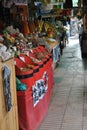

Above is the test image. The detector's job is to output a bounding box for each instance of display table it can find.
[15,47,54,130]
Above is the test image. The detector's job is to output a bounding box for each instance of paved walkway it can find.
[38,36,87,130]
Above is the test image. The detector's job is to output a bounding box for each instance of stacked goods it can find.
[14,57,35,91]
[0,21,56,130]
[0,23,57,62]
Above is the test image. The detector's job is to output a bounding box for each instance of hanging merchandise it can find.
[70,17,78,36]
[14,0,28,5]
[53,44,60,62]
[2,65,12,112]
[41,0,51,5]
[83,8,87,31]
[21,21,30,34]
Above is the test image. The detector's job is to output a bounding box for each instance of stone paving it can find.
[38,36,87,130]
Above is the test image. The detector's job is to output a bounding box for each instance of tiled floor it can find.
[38,36,87,130]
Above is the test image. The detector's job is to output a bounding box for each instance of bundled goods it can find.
[21,21,30,35]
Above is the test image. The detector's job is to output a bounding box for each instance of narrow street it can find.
[38,36,87,130]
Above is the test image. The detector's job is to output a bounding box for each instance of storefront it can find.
[0,0,86,130]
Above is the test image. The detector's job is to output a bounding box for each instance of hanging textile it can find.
[2,65,12,112]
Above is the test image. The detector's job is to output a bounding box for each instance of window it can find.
[72,0,78,7]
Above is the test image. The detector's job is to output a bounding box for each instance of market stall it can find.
[0,1,72,130]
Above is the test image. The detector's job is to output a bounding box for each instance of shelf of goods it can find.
[0,58,19,130]
[14,46,54,130]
